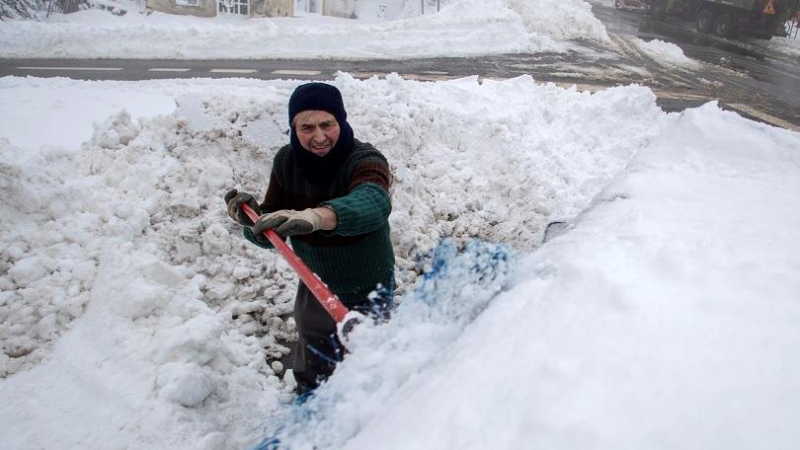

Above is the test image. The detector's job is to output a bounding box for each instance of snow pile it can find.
[635,38,701,69]
[259,238,514,449]
[505,0,610,44]
[334,103,800,450]
[768,34,800,57]
[345,73,663,259]
[0,0,610,59]
[0,79,177,376]
[5,72,799,450]
[405,0,610,48]
[0,74,667,449]
[0,121,283,449]
[584,0,616,6]
[0,73,664,376]
[0,78,176,151]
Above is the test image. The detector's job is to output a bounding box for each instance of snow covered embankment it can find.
[333,104,800,450]
[0,0,610,59]
[0,74,664,450]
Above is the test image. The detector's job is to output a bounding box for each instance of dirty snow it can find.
[769,34,800,57]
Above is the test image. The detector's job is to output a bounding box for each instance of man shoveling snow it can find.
[225,83,396,395]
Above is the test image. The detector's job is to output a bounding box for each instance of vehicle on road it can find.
[645,0,800,39]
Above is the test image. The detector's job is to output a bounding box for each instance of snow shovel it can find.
[241,204,350,324]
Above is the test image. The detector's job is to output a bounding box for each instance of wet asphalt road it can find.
[1,5,798,129]
[595,5,800,130]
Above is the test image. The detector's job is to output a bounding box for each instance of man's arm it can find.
[321,156,393,236]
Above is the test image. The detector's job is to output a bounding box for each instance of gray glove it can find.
[224,189,260,226]
[252,208,323,240]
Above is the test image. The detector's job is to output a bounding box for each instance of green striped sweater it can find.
[243,140,395,304]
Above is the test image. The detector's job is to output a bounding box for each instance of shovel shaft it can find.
[241,204,349,323]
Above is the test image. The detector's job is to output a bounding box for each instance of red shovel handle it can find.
[241,204,349,323]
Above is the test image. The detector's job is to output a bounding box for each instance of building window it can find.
[218,0,249,15]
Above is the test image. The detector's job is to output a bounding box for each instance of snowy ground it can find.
[769,34,800,56]
[3,72,800,450]
[2,1,800,450]
[0,0,610,59]
[2,0,797,64]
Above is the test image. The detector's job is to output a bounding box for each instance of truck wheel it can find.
[713,12,738,38]
[695,8,715,34]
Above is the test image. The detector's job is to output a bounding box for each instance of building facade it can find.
[146,0,294,18]
[323,0,406,20]
[145,0,413,19]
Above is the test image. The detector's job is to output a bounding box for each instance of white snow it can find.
[325,103,800,450]
[769,33,800,57]
[634,38,701,69]
[0,0,611,59]
[1,3,800,450]
[2,0,797,59]
[0,78,176,150]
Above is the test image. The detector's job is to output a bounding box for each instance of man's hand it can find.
[252,208,323,239]
[224,189,260,226]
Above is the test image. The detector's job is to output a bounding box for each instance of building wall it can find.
[322,0,355,18]
[357,0,405,19]
[323,0,405,20]
[146,0,294,17]
[253,0,294,16]
[294,0,323,14]
[146,0,217,18]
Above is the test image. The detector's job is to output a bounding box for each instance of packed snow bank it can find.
[309,103,800,450]
[584,0,616,6]
[254,237,515,450]
[0,0,610,59]
[768,34,800,57]
[634,38,701,69]
[504,0,609,44]
[2,73,799,449]
[0,74,665,449]
[0,78,176,151]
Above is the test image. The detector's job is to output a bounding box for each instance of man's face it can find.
[293,110,341,157]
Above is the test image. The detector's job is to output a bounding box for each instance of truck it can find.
[644,0,800,39]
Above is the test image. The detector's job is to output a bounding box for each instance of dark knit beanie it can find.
[288,82,348,126]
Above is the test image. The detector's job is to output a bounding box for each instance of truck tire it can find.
[713,12,738,38]
[695,8,715,34]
